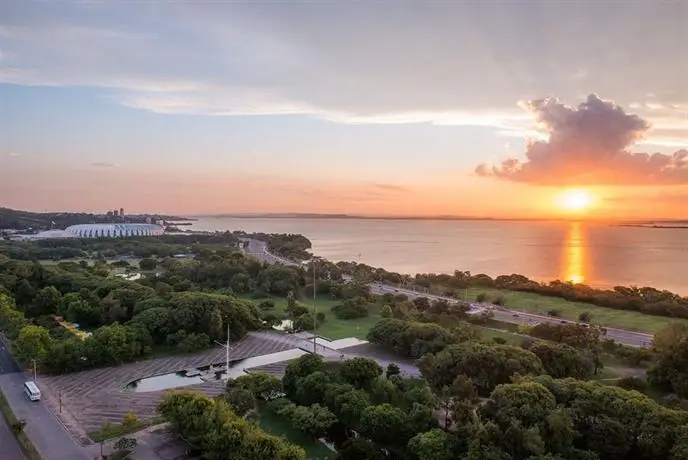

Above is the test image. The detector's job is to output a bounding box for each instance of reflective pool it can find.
[124,348,308,393]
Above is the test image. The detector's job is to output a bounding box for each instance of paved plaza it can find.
[38,332,297,444]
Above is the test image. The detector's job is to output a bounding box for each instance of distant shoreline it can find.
[616,224,688,230]
[193,213,595,223]
[190,213,688,225]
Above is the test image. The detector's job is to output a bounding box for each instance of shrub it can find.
[578,311,592,323]
[547,309,561,317]
[332,297,369,319]
[476,293,488,303]
[259,300,275,310]
[616,376,649,393]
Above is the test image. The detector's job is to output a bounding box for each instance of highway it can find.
[244,239,654,348]
[0,337,88,460]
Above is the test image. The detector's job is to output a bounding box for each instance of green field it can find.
[242,295,384,340]
[479,327,523,346]
[467,287,687,333]
[249,407,334,460]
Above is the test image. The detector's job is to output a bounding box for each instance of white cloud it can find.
[0,0,686,145]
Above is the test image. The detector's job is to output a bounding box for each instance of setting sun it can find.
[560,190,593,212]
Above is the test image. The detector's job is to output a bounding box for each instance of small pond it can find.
[124,348,308,393]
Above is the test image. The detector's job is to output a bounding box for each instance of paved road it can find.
[0,338,89,460]
[0,403,24,460]
[245,239,653,348]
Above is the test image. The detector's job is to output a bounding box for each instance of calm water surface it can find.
[191,218,688,295]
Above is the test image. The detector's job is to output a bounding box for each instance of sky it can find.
[1,0,687,219]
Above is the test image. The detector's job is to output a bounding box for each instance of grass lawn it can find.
[249,407,334,460]
[466,287,687,334]
[241,294,384,340]
[479,328,523,346]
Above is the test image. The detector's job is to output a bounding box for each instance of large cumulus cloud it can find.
[476,94,688,185]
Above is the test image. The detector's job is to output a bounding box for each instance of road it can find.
[0,402,24,460]
[244,239,654,348]
[0,337,89,460]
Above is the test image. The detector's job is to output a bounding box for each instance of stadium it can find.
[65,223,164,238]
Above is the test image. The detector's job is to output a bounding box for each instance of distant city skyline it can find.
[1,1,686,219]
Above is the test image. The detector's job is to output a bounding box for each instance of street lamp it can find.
[31,359,37,382]
[302,259,318,354]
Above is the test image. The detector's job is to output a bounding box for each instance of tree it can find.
[30,286,61,316]
[289,404,338,438]
[285,292,310,321]
[228,372,283,400]
[578,311,592,323]
[226,387,256,416]
[359,403,410,446]
[381,304,393,318]
[336,438,384,460]
[138,258,157,271]
[386,363,401,379]
[295,371,331,406]
[158,391,306,460]
[483,381,557,428]
[0,294,27,339]
[332,297,369,319]
[13,325,52,367]
[418,342,545,395]
[529,342,594,379]
[407,429,456,460]
[340,357,382,389]
[282,354,326,399]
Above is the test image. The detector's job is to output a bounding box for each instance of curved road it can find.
[243,239,653,348]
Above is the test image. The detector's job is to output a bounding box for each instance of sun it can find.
[559,189,593,212]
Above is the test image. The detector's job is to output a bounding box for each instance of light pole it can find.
[32,359,37,382]
[312,259,317,354]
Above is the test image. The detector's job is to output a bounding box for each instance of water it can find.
[125,349,308,393]
[191,217,688,294]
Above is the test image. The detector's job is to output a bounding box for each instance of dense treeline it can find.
[0,244,309,374]
[158,390,306,460]
[0,207,187,231]
[216,351,688,460]
[249,232,312,260]
[0,232,239,260]
[329,259,688,320]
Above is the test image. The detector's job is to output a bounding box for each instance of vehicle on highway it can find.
[24,381,41,401]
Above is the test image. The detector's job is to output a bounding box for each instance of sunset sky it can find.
[1,1,687,219]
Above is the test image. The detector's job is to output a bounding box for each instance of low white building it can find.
[65,223,164,238]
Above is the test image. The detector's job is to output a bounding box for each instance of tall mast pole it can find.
[313,260,317,353]
[226,323,230,374]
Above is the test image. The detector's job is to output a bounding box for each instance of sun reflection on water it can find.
[563,222,586,284]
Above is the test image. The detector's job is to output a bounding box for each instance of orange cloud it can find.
[476,94,688,186]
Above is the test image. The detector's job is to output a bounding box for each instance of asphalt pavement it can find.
[0,405,24,460]
[246,239,654,348]
[0,338,89,460]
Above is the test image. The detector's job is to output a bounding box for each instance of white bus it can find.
[24,381,41,401]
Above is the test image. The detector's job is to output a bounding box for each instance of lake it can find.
[190,217,688,295]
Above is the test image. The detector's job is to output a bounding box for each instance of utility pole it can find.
[313,260,317,354]
[32,359,37,382]
[58,391,62,413]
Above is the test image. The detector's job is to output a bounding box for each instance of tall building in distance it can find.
[120,207,124,217]
[113,209,119,217]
